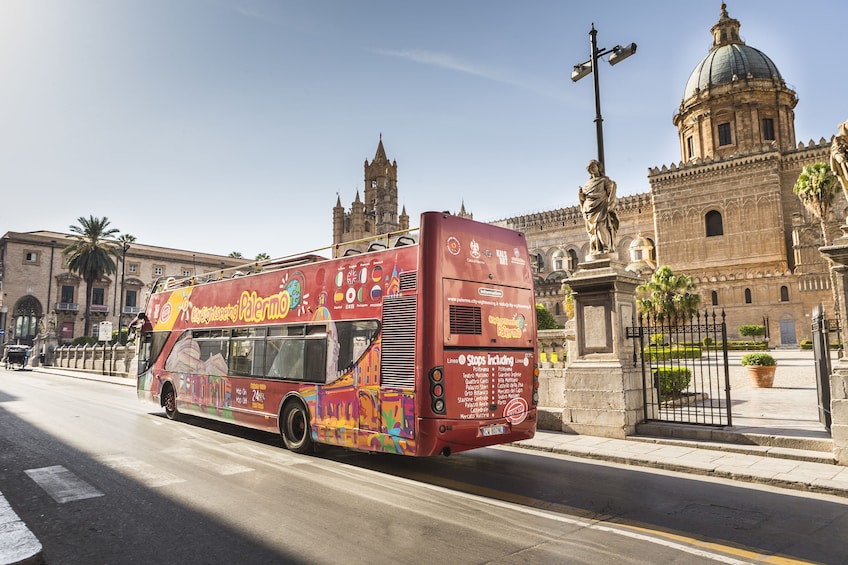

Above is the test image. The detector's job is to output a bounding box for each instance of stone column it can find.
[820,239,848,464]
[559,255,642,438]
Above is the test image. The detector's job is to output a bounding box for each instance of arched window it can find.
[706,210,724,237]
[711,290,718,306]
[552,250,565,271]
[555,302,561,315]
[744,288,752,304]
[13,296,41,345]
[780,285,789,302]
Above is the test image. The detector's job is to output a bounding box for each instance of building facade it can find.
[0,231,243,346]
[501,5,842,344]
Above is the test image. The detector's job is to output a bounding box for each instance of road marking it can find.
[223,442,310,467]
[321,462,814,565]
[97,455,186,488]
[0,493,42,563]
[24,465,104,504]
[163,447,254,475]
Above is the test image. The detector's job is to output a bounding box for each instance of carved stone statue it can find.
[579,159,619,256]
[831,120,848,199]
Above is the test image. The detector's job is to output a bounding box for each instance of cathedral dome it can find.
[681,4,783,102]
[683,43,782,101]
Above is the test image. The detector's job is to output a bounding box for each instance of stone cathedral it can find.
[513,4,843,345]
[333,5,842,345]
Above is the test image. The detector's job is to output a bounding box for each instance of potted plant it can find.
[741,352,777,387]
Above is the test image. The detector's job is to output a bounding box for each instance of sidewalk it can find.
[514,430,848,498]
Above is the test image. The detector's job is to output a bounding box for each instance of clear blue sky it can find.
[1,1,845,259]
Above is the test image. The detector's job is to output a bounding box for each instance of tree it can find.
[536,304,562,330]
[793,162,839,246]
[739,324,766,342]
[636,265,701,321]
[228,251,244,259]
[794,162,841,317]
[63,216,120,337]
[255,252,270,261]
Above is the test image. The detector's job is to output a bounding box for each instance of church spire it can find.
[374,133,388,162]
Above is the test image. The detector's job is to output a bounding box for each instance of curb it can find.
[0,494,42,565]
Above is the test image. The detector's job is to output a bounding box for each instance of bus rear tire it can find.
[280,400,313,454]
[162,384,179,421]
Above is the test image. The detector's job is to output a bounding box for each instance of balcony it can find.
[89,304,110,313]
[55,303,80,312]
[122,306,142,315]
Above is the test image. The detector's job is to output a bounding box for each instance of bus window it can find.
[334,320,379,373]
[197,337,229,376]
[229,339,257,377]
[266,339,304,380]
[138,331,168,374]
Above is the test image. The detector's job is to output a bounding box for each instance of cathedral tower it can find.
[333,137,408,252]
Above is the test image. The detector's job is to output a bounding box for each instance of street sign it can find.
[98,321,113,342]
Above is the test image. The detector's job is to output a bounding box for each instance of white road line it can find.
[0,493,42,564]
[97,455,186,488]
[163,447,254,476]
[24,465,104,504]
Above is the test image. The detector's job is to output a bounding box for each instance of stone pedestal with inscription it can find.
[556,255,643,438]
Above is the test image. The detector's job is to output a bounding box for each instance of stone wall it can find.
[49,343,137,378]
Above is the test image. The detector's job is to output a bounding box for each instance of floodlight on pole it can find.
[571,24,637,171]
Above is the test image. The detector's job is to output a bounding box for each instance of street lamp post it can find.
[46,240,56,322]
[119,242,130,342]
[571,24,637,171]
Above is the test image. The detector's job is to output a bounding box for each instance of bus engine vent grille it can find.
[381,294,417,389]
[400,271,417,292]
[449,305,482,335]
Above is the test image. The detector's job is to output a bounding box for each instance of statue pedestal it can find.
[558,255,643,438]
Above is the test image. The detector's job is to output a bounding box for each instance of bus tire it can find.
[162,383,179,421]
[280,400,313,454]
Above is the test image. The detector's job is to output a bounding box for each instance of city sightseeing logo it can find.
[447,236,461,255]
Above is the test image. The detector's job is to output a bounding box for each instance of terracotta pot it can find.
[746,365,776,387]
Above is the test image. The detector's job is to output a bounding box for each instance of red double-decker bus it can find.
[136,212,537,456]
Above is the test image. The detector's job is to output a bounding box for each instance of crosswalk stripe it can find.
[97,455,186,488]
[24,465,104,503]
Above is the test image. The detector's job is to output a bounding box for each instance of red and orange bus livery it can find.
[137,212,538,456]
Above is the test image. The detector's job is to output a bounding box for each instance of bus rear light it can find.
[429,366,446,415]
[532,365,539,405]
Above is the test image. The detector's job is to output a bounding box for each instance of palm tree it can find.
[636,265,701,322]
[228,251,244,259]
[63,216,120,337]
[794,162,841,318]
[255,252,270,261]
[793,162,840,246]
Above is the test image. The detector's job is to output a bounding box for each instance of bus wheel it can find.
[162,384,179,421]
[280,401,313,454]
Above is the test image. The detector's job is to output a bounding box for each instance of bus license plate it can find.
[481,424,507,437]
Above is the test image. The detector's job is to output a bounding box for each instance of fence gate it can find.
[629,310,731,426]
[810,305,833,430]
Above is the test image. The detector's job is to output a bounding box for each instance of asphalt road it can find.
[1,368,846,564]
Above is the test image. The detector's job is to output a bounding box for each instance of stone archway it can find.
[12,296,42,346]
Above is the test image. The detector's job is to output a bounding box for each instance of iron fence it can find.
[630,310,731,426]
